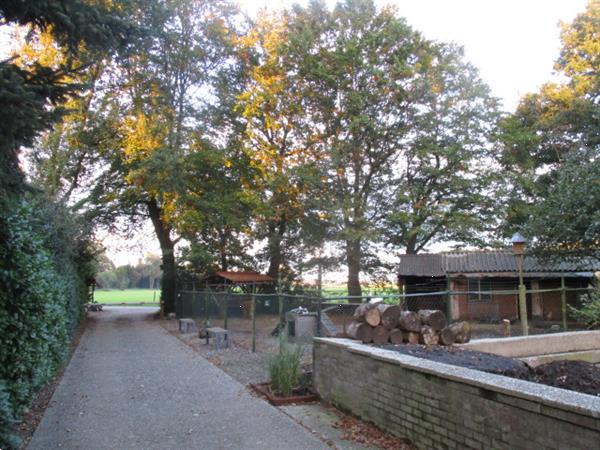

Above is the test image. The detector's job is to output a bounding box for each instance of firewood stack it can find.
[346,303,470,346]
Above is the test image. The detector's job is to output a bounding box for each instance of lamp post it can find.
[511,233,528,336]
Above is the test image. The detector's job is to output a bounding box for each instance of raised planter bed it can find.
[250,382,319,406]
[314,337,600,450]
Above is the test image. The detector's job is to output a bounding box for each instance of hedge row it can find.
[0,195,95,448]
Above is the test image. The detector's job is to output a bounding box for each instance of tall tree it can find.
[0,0,135,197]
[236,13,322,282]
[84,0,243,312]
[384,43,499,255]
[281,0,499,295]
[499,0,599,255]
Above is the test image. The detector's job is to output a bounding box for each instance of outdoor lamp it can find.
[511,232,528,336]
[511,232,527,256]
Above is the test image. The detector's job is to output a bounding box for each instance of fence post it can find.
[277,276,283,319]
[205,291,209,325]
[316,295,322,337]
[224,292,228,330]
[445,277,452,321]
[251,284,256,353]
[561,276,567,330]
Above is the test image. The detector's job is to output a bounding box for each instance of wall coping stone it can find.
[459,330,600,357]
[314,337,600,419]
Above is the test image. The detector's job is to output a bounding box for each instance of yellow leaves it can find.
[121,113,165,162]
[14,27,63,69]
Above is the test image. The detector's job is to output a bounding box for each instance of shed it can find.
[398,251,599,322]
[201,271,274,292]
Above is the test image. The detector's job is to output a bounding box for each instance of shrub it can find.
[569,283,600,329]
[0,195,95,447]
[269,342,304,397]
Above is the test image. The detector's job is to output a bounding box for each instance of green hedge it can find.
[0,196,94,448]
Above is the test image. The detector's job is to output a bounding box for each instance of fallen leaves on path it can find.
[333,413,414,450]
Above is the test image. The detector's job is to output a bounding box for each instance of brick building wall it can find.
[314,338,600,450]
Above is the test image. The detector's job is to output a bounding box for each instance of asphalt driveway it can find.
[28,307,328,449]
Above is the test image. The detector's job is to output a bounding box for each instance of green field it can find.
[94,289,160,304]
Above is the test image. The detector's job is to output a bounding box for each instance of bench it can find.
[204,327,230,350]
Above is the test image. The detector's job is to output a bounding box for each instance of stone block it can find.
[178,318,197,333]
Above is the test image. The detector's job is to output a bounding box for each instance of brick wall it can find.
[314,338,600,450]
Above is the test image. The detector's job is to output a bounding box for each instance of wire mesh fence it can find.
[175,283,594,354]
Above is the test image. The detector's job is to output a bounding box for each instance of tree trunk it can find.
[398,311,421,332]
[346,322,373,343]
[218,228,228,271]
[446,321,471,343]
[346,239,362,297]
[372,326,390,344]
[418,309,447,331]
[377,304,400,329]
[267,219,286,282]
[353,303,381,327]
[389,329,404,345]
[147,199,176,314]
[439,327,455,346]
[403,331,420,344]
[420,325,439,346]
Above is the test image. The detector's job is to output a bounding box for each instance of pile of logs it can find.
[346,303,470,346]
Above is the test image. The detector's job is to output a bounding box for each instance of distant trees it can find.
[96,254,162,290]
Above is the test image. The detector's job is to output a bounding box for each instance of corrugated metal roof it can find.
[398,251,600,277]
[214,271,274,283]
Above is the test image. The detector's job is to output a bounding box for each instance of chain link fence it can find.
[174,284,594,355]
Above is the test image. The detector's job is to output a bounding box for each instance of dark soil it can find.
[381,344,600,396]
[381,344,532,379]
[534,360,600,397]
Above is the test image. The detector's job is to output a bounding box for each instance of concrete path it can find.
[28,307,328,450]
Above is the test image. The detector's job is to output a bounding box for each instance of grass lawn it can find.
[94,289,160,304]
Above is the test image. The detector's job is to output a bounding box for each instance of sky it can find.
[4,0,588,267]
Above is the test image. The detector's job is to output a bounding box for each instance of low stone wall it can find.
[313,338,600,450]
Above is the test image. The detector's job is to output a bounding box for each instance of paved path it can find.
[28,307,328,450]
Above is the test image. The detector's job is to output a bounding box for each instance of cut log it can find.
[420,325,439,346]
[377,304,400,329]
[447,321,471,343]
[372,326,390,344]
[346,321,374,343]
[353,303,381,327]
[418,309,447,331]
[403,331,420,344]
[439,327,455,346]
[389,328,404,345]
[398,311,421,332]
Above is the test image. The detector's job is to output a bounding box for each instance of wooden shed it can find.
[397,251,598,322]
